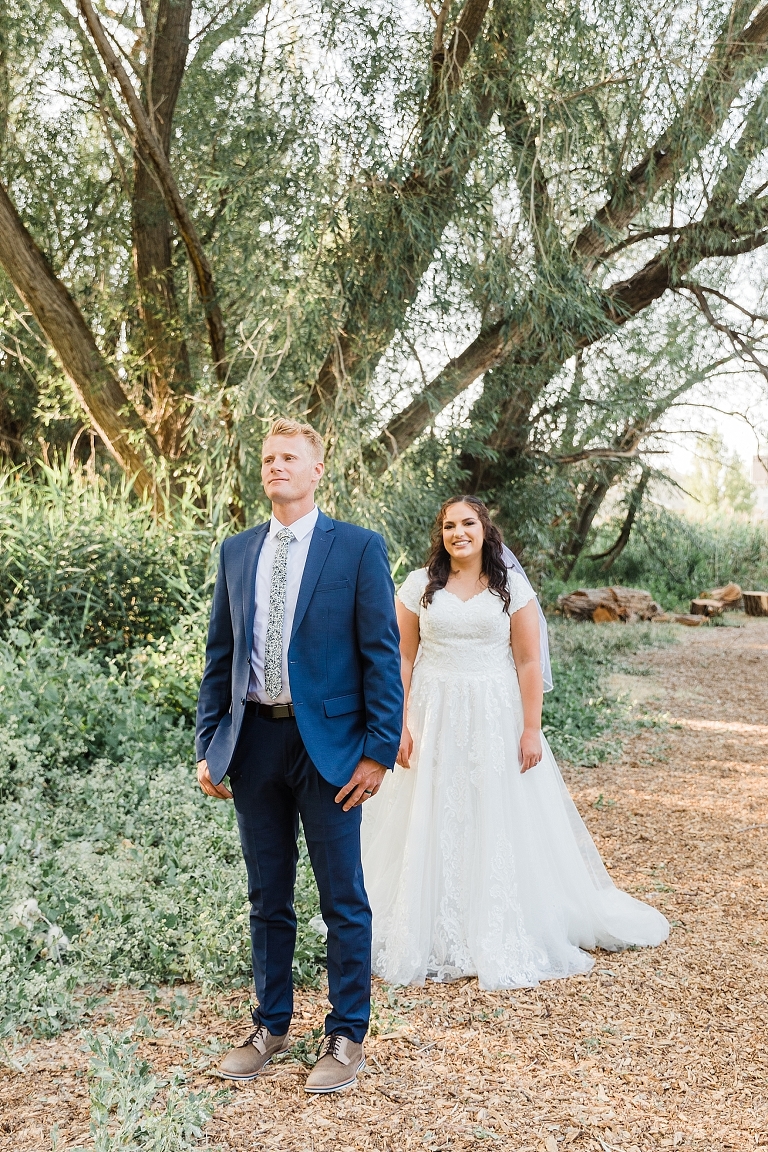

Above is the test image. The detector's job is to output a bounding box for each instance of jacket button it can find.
[240,697,246,705]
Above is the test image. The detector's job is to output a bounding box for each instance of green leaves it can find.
[0,464,214,652]
[0,617,324,1038]
[80,1028,224,1152]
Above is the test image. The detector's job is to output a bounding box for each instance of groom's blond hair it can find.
[266,417,325,462]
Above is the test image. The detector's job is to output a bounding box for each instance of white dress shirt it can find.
[248,505,318,704]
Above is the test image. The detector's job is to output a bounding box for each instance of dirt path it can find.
[2,619,767,1152]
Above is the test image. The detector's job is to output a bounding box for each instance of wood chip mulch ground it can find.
[2,618,767,1151]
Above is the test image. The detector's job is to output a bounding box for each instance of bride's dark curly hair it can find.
[422,495,511,613]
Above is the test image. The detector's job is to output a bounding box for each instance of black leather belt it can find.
[246,701,296,720]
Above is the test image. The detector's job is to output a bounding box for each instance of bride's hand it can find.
[397,726,413,768]
[519,728,542,773]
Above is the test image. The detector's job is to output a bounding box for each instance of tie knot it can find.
[276,527,295,543]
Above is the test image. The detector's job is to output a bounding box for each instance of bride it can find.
[361,495,668,989]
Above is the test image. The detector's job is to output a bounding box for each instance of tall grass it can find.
[0,465,219,652]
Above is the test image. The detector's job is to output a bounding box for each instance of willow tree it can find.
[2,0,768,561]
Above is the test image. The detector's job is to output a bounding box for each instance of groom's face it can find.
[261,434,324,506]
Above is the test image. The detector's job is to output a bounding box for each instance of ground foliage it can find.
[6,621,766,1151]
[0,618,325,1038]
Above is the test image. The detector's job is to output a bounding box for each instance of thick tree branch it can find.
[588,468,650,569]
[0,179,162,506]
[372,191,768,464]
[500,96,566,259]
[545,446,643,465]
[306,0,497,421]
[425,0,492,116]
[188,0,269,72]
[573,2,768,267]
[77,0,227,381]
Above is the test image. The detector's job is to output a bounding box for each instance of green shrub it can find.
[0,623,324,1037]
[573,506,768,611]
[73,1029,226,1151]
[0,466,218,653]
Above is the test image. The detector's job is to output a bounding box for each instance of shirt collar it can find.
[269,505,318,542]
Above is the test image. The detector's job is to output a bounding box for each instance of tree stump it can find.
[690,598,724,617]
[558,587,664,623]
[699,582,742,609]
[743,591,768,617]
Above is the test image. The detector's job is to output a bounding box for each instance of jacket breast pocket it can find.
[314,579,351,594]
[323,692,364,717]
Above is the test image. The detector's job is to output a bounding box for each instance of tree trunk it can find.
[78,0,227,381]
[558,473,612,579]
[131,0,193,458]
[0,0,8,153]
[0,179,162,507]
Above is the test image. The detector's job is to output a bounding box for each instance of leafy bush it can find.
[70,1029,225,1152]
[0,466,218,653]
[0,623,324,1037]
[572,506,768,611]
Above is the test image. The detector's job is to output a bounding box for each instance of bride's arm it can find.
[509,601,544,773]
[395,600,420,768]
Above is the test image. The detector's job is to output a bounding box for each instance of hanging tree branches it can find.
[1,0,768,558]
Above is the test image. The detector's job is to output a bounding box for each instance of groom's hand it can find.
[335,757,387,811]
[197,758,233,800]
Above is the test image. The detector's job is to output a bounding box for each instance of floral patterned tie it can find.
[264,527,295,699]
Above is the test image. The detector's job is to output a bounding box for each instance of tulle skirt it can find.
[361,662,669,989]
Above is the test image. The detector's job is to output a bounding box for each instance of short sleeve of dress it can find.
[397,568,428,615]
[507,570,538,615]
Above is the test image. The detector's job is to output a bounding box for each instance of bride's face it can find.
[442,502,485,563]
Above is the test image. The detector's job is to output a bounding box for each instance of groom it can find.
[195,418,402,1093]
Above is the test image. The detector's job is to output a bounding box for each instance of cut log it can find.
[690,598,724,617]
[700,582,742,609]
[673,613,707,627]
[593,605,621,623]
[743,590,768,617]
[558,586,664,623]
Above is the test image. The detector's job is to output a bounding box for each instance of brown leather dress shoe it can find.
[304,1033,365,1093]
[217,1025,291,1080]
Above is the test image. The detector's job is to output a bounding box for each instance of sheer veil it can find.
[502,545,553,692]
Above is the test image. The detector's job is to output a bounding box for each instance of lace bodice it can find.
[396,567,536,678]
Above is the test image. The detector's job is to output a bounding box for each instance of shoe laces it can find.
[242,1025,268,1054]
[318,1033,345,1062]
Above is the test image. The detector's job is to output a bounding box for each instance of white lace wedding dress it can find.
[361,568,669,989]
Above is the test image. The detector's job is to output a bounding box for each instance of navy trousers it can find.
[228,709,371,1043]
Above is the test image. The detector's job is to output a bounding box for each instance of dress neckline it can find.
[441,586,490,605]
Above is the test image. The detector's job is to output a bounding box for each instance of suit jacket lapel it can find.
[291,512,335,641]
[242,523,269,648]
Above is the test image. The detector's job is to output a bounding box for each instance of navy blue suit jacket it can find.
[195,510,403,788]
